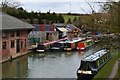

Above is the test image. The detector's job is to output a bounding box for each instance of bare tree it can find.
[1,0,21,8]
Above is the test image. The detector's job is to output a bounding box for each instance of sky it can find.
[15,0,119,14]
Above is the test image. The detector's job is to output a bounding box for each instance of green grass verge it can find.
[114,50,120,79]
[114,71,118,78]
[92,51,119,80]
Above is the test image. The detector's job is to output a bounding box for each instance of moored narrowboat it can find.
[77,42,85,51]
[36,43,50,52]
[77,39,94,51]
[64,38,82,51]
[50,41,64,51]
[77,49,111,80]
[36,38,68,52]
[85,39,94,48]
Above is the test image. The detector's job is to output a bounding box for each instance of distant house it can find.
[54,23,81,39]
[0,12,34,63]
[66,24,81,38]
[54,23,68,39]
[29,24,59,45]
[28,23,81,46]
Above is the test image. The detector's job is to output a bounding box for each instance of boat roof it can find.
[43,38,68,45]
[82,49,108,62]
[64,38,83,43]
[85,39,93,42]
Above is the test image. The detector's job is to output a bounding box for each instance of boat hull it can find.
[36,49,45,52]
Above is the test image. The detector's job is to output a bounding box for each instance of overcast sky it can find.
[16,0,118,13]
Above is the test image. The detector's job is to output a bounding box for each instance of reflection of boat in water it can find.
[77,49,111,80]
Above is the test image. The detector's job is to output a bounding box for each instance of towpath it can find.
[108,58,120,80]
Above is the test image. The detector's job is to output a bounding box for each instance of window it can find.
[11,40,14,48]
[20,41,23,48]
[2,42,6,50]
[17,31,20,36]
[10,32,14,37]
[24,39,26,47]
[21,31,23,35]
[2,31,7,38]
[97,60,100,67]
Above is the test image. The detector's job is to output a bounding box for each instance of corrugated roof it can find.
[66,24,78,29]
[0,12,34,30]
[54,23,66,27]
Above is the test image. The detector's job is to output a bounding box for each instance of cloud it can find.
[18,0,119,3]
[20,2,101,13]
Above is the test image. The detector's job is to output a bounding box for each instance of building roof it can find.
[66,24,78,29]
[54,23,66,28]
[0,12,34,30]
[57,27,68,32]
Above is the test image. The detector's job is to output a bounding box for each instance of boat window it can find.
[80,61,91,71]
[96,60,100,67]
[99,58,103,65]
[38,45,44,49]
[65,43,71,47]
[51,43,62,47]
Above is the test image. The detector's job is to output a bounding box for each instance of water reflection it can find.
[27,51,81,78]
[2,38,118,78]
[2,55,28,78]
[2,47,99,78]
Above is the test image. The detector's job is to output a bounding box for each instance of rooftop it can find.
[82,49,108,62]
[0,12,34,30]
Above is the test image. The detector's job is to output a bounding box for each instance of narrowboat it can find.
[36,38,68,52]
[64,38,82,51]
[77,49,111,80]
[77,39,94,51]
[77,42,85,51]
[85,39,94,48]
[36,43,50,52]
[50,41,64,51]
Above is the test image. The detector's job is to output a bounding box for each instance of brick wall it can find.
[1,30,29,63]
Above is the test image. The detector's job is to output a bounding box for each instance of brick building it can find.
[0,12,33,63]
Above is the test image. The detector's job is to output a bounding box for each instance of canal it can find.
[2,37,119,78]
[2,46,99,78]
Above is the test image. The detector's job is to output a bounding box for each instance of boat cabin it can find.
[77,39,94,51]
[50,41,64,51]
[77,49,111,79]
[64,38,82,51]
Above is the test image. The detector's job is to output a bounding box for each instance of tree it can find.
[1,0,21,12]
[73,17,78,26]
[101,1,120,33]
[58,14,64,23]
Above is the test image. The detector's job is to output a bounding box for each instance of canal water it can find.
[2,46,99,78]
[2,37,119,78]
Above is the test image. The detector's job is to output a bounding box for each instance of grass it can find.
[62,14,80,22]
[114,71,118,79]
[114,50,120,79]
[92,50,119,80]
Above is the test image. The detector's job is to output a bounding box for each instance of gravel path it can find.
[108,58,120,80]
